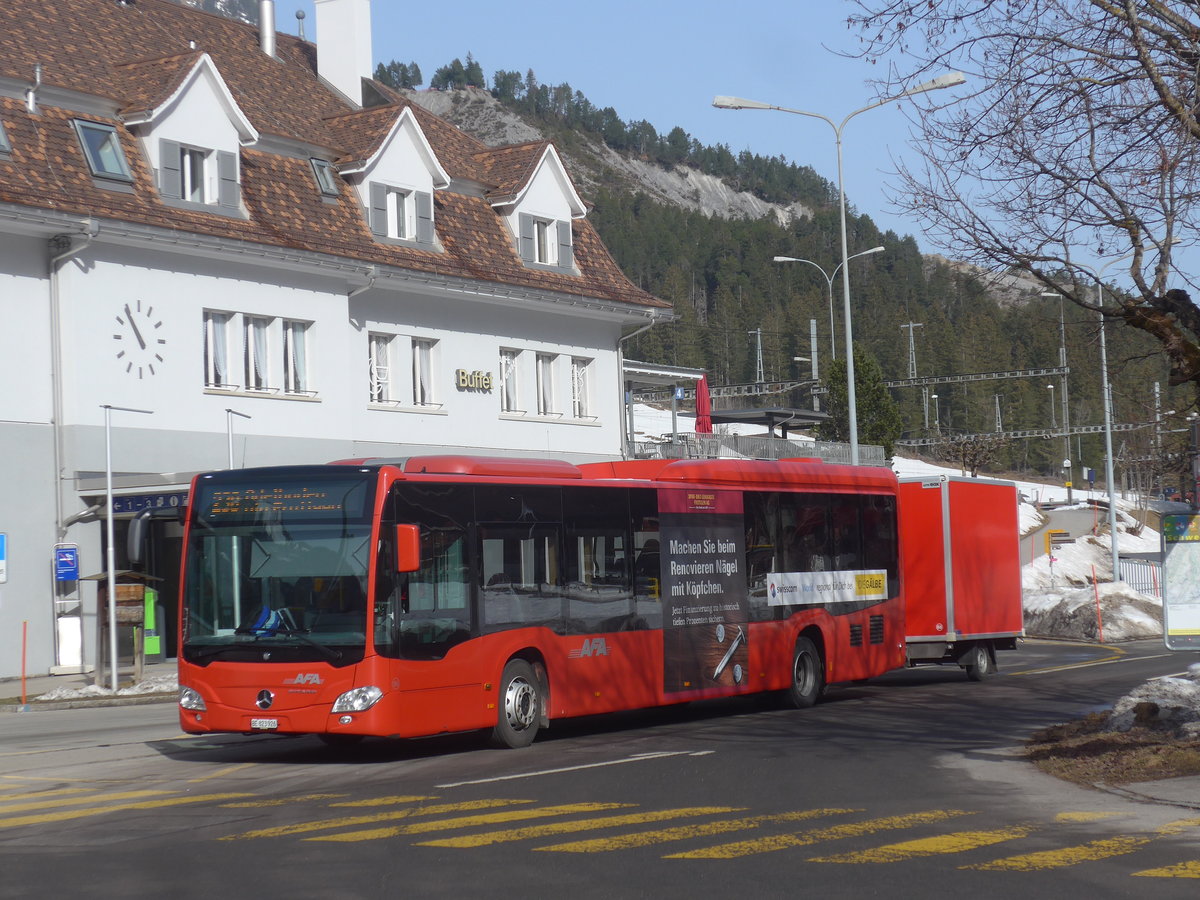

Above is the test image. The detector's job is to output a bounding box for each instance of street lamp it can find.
[716,71,966,465]
[931,393,941,434]
[101,403,153,693]
[774,246,884,360]
[225,408,251,469]
[1047,383,1056,428]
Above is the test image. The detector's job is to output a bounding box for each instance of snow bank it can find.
[1109,664,1200,737]
[35,670,177,702]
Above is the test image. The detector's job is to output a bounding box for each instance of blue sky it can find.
[271,0,931,248]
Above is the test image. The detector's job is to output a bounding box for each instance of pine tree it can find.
[817,346,903,457]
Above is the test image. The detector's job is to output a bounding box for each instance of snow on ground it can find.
[35,670,177,702]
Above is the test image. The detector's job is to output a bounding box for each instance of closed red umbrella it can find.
[695,375,713,434]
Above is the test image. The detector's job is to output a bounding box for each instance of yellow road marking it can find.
[0,788,95,803]
[0,793,251,829]
[537,808,859,853]
[221,794,347,808]
[1134,861,1200,878]
[418,806,743,848]
[969,835,1153,870]
[667,810,974,859]
[222,798,523,840]
[330,796,430,808]
[969,818,1200,871]
[811,826,1037,863]
[1055,812,1122,823]
[187,764,254,784]
[0,790,164,815]
[307,803,632,843]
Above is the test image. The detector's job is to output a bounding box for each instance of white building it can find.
[0,0,668,678]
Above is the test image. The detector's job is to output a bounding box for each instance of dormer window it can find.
[159,139,240,210]
[0,121,11,156]
[369,182,434,246]
[518,213,574,272]
[73,120,133,182]
[310,158,339,197]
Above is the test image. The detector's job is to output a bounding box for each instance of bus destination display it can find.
[199,481,367,521]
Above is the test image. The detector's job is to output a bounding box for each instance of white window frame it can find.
[204,311,231,389]
[368,333,394,404]
[536,352,558,416]
[243,315,273,393]
[533,218,557,266]
[500,349,521,413]
[412,337,436,407]
[571,357,592,419]
[282,319,311,395]
[387,188,415,241]
[310,158,339,197]
[180,145,211,203]
[0,121,12,155]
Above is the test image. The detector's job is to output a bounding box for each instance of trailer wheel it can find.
[787,636,824,708]
[964,643,995,682]
[490,659,542,748]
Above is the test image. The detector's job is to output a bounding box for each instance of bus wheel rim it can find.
[504,676,537,730]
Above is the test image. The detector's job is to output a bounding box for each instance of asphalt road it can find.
[3,639,1199,899]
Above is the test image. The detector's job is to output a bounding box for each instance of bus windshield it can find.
[182,471,375,665]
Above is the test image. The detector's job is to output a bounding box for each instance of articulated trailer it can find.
[899,476,1024,680]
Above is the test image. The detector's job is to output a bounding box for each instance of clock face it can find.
[113,300,166,379]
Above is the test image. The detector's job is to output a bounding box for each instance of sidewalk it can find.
[0,658,177,710]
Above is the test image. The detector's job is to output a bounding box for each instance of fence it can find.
[1119,558,1162,598]
[630,435,889,466]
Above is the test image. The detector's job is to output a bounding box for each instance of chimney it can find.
[259,0,276,58]
[314,0,373,106]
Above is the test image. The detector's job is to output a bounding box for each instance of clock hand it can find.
[124,304,147,349]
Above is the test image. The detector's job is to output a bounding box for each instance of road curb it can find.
[0,693,177,713]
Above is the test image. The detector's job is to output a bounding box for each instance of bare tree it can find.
[933,432,1012,477]
[846,1,1200,406]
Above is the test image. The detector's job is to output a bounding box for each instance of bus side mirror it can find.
[395,524,421,573]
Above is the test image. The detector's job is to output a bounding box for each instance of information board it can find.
[1162,514,1200,650]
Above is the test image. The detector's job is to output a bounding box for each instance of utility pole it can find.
[749,328,764,383]
[901,322,924,430]
[994,394,1002,432]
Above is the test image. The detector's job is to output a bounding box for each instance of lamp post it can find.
[716,71,966,465]
[774,247,884,360]
[931,393,940,435]
[101,403,153,692]
[1060,253,1134,582]
[1047,383,1056,428]
[225,408,251,469]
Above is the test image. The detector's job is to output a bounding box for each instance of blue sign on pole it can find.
[0,532,7,584]
[54,544,79,582]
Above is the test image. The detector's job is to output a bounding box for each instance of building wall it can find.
[0,236,629,678]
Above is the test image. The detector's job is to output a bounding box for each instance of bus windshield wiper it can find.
[231,624,343,662]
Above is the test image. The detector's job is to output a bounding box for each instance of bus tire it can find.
[491,659,542,749]
[964,643,995,682]
[788,636,824,709]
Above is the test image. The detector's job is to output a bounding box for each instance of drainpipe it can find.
[617,314,665,459]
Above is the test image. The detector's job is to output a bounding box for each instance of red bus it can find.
[177,455,903,748]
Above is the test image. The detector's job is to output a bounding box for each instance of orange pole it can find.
[1091,565,1105,643]
[1152,563,1160,598]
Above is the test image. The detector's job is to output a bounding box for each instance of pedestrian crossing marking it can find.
[536,808,859,853]
[0,788,95,804]
[968,818,1200,871]
[221,794,348,808]
[1134,861,1200,878]
[810,825,1038,863]
[666,810,975,859]
[0,793,252,829]
[1055,812,1122,823]
[0,789,162,815]
[418,806,744,848]
[220,797,523,840]
[330,795,429,807]
[306,803,633,843]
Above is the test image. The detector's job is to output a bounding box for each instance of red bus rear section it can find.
[175,456,1005,748]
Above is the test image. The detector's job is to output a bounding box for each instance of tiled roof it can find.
[0,0,666,311]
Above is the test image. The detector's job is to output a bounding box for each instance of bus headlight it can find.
[179,686,207,711]
[331,685,383,713]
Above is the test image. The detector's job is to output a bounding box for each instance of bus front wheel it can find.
[491,659,542,749]
[788,636,824,709]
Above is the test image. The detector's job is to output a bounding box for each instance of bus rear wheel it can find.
[788,636,824,709]
[491,659,542,749]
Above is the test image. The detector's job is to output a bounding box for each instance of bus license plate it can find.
[250,718,278,730]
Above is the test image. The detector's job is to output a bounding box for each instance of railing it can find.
[1119,558,1162,598]
[630,435,889,466]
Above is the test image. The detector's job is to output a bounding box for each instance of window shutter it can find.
[217,150,240,209]
[159,139,181,199]
[518,212,534,262]
[557,219,574,271]
[415,191,434,245]
[369,183,388,237]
